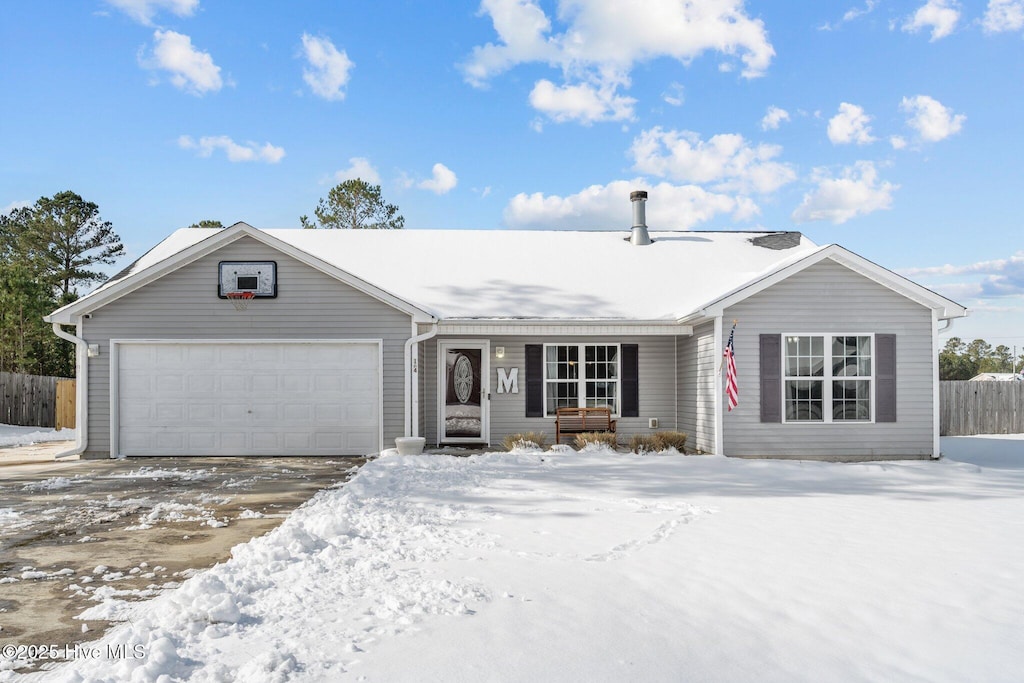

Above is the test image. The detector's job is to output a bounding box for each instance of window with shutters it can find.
[783,334,873,423]
[543,344,619,417]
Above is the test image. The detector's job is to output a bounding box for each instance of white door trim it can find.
[110,338,384,457]
[436,339,490,445]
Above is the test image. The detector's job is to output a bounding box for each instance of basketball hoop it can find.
[226,291,255,311]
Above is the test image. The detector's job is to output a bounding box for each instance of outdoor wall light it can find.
[495,347,505,359]
[87,344,100,358]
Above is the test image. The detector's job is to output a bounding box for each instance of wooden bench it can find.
[555,406,617,444]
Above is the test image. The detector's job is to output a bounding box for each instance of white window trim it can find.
[542,342,621,418]
[781,333,876,425]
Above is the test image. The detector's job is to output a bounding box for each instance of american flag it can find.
[724,324,738,412]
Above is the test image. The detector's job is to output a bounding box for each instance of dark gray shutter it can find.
[875,334,897,422]
[525,344,544,417]
[760,334,782,423]
[621,344,639,417]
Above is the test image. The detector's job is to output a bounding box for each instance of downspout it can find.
[50,322,88,459]
[713,315,724,456]
[404,323,438,438]
[932,311,942,459]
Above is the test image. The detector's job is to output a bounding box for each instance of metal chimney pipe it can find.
[629,190,652,246]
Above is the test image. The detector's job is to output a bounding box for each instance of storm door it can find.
[438,341,489,444]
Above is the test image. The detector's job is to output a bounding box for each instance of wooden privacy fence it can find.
[0,371,75,429]
[940,381,1024,436]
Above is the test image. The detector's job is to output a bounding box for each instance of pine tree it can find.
[300,179,405,230]
[0,191,123,375]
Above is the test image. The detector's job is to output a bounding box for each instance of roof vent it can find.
[629,190,652,246]
[750,232,802,250]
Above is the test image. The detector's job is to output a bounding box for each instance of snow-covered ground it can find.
[0,423,75,448]
[7,437,1024,682]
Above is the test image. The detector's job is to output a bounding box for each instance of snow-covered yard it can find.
[7,437,1024,682]
[0,424,75,448]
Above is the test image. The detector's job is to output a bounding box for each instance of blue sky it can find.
[2,1,1022,350]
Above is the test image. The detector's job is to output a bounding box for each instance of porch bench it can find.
[555,406,617,445]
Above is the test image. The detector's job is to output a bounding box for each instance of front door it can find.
[438,341,489,444]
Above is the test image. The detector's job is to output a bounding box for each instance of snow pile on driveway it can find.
[0,423,75,448]
[10,444,1024,682]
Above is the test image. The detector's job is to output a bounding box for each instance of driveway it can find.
[0,451,362,662]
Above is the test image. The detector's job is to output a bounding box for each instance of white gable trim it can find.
[45,223,436,324]
[686,245,967,322]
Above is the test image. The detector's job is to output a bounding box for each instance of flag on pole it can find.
[724,323,738,412]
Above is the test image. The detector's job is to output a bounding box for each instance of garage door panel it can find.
[343,432,377,451]
[283,403,314,423]
[345,404,376,424]
[346,372,377,393]
[176,345,208,364]
[155,403,184,422]
[343,345,378,365]
[220,374,248,392]
[220,403,248,423]
[252,375,279,392]
[187,403,219,423]
[117,342,380,456]
[155,432,184,451]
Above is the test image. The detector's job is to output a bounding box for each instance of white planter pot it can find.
[395,437,426,455]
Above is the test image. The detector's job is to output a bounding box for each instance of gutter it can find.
[49,322,88,459]
[404,323,439,438]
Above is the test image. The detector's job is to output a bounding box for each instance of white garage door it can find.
[115,341,381,456]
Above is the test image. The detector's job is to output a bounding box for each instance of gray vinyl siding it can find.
[422,336,677,448]
[720,258,935,458]
[677,321,716,454]
[80,236,412,457]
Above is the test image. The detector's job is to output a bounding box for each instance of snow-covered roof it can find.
[49,223,967,323]
[82,226,823,320]
[968,373,1023,382]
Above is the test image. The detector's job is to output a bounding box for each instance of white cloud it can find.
[844,0,878,22]
[142,30,223,95]
[902,0,961,41]
[418,163,458,194]
[105,0,198,26]
[178,135,285,163]
[1,200,31,216]
[630,127,796,195]
[900,95,965,142]
[662,82,685,107]
[890,135,908,149]
[300,34,354,101]
[463,0,774,124]
[791,161,896,224]
[760,106,790,131]
[983,0,1024,32]
[528,79,636,124]
[333,157,380,184]
[820,0,878,30]
[504,179,753,230]
[900,251,1024,298]
[827,103,876,145]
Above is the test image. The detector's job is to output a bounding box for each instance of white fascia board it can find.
[45,224,436,325]
[685,245,968,321]
[437,319,692,337]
